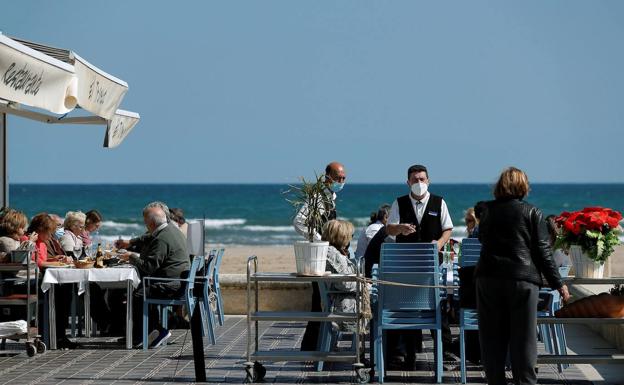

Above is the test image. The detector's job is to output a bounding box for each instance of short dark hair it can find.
[85,210,103,225]
[407,164,428,178]
[170,208,186,225]
[369,204,391,225]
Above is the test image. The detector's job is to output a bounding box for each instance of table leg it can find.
[126,280,133,349]
[48,285,56,350]
[84,284,91,337]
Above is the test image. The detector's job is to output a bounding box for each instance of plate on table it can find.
[46,261,73,268]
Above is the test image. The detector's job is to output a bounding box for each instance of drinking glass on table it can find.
[73,246,82,260]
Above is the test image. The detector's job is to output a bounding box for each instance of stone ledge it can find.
[220,273,312,315]
[569,283,624,353]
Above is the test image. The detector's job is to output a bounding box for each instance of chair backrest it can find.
[380,243,438,273]
[205,249,218,279]
[186,255,205,290]
[183,255,205,315]
[379,243,440,311]
[460,238,481,267]
[212,248,225,286]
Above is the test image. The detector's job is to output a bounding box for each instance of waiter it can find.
[385,164,453,368]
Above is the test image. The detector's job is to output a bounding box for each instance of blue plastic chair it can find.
[197,249,218,345]
[537,265,571,373]
[142,255,204,350]
[457,238,481,384]
[374,243,443,383]
[315,281,358,371]
[212,248,225,326]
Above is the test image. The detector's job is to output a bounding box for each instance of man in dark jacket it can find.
[120,202,190,348]
[475,167,569,385]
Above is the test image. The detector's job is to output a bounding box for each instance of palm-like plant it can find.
[284,173,334,242]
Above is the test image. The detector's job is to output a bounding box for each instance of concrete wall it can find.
[220,274,312,315]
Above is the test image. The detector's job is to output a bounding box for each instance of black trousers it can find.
[476,277,539,385]
[300,282,321,351]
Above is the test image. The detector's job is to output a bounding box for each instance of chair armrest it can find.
[143,276,190,284]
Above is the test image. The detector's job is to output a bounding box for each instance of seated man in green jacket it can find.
[120,202,190,348]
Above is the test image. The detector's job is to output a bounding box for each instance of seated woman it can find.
[464,207,478,238]
[27,213,76,349]
[81,210,103,248]
[170,208,188,237]
[0,208,37,255]
[322,220,371,331]
[60,211,86,258]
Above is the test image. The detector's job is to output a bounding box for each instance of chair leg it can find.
[315,321,333,371]
[436,328,443,383]
[143,302,149,351]
[216,286,224,326]
[376,327,384,384]
[460,326,467,384]
[202,300,217,345]
[556,324,569,370]
[161,306,168,329]
[70,288,77,338]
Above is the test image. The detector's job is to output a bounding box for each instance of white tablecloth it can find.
[41,266,140,294]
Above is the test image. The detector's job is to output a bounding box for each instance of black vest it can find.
[395,193,443,243]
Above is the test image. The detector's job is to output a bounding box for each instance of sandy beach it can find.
[217,244,624,276]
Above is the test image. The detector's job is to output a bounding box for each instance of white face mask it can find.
[411,182,428,197]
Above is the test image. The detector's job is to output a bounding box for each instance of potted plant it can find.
[554,207,622,278]
[284,173,334,275]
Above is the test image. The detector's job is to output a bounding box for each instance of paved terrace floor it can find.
[0,315,620,384]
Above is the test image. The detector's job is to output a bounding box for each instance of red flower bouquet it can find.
[554,207,622,263]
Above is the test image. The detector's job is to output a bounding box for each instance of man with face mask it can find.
[293,161,347,351]
[293,161,346,241]
[385,164,454,368]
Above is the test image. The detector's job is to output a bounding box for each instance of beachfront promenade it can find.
[0,315,618,384]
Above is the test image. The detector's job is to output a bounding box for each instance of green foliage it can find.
[556,227,621,263]
[609,284,624,297]
[283,173,334,242]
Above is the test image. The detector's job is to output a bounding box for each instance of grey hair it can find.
[143,201,170,222]
[145,208,168,227]
[64,211,86,229]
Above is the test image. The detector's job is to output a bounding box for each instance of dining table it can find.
[40,263,141,349]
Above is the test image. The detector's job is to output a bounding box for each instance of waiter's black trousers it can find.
[476,277,539,385]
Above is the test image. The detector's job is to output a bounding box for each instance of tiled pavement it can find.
[0,315,614,384]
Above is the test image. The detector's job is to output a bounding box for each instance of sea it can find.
[8,184,624,245]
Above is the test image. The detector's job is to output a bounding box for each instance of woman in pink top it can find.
[27,213,76,349]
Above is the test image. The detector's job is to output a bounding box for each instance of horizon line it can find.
[8,182,624,186]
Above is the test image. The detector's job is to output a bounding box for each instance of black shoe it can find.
[387,354,405,370]
[57,337,78,350]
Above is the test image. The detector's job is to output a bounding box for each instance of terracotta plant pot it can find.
[555,293,624,318]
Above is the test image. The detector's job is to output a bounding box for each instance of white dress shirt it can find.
[354,221,384,258]
[387,191,453,239]
[293,190,337,241]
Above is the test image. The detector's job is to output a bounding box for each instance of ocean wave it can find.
[100,221,143,230]
[201,218,246,228]
[242,225,293,232]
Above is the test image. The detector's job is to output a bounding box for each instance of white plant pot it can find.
[569,245,604,278]
[293,241,329,276]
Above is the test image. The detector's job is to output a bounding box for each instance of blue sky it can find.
[2,1,623,183]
